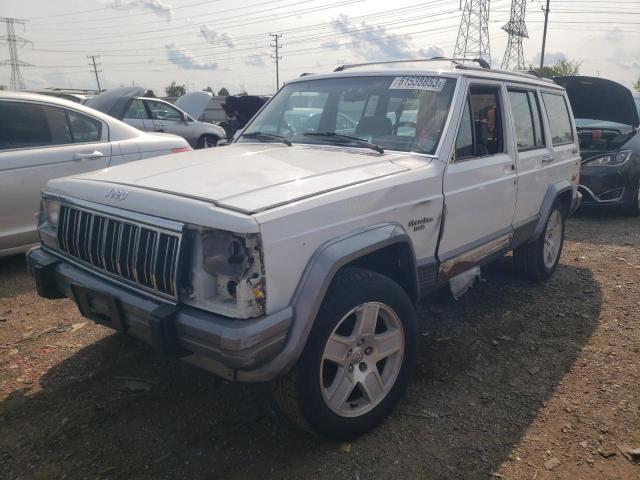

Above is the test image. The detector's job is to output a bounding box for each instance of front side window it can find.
[454,85,504,160]
[146,100,184,122]
[542,92,574,145]
[67,110,102,143]
[0,101,71,150]
[240,75,457,155]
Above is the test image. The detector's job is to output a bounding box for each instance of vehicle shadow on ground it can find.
[0,255,34,298]
[569,209,640,247]
[0,258,602,480]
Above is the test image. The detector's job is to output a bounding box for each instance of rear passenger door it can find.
[0,101,110,251]
[123,99,154,132]
[506,88,551,230]
[438,82,517,277]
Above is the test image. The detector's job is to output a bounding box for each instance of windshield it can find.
[239,75,457,155]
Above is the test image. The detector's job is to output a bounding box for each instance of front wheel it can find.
[623,179,640,216]
[196,134,219,149]
[271,268,417,439]
[514,201,566,281]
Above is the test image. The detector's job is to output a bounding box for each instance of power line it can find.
[0,17,32,90]
[454,0,492,65]
[87,55,102,91]
[501,0,528,71]
[270,33,283,90]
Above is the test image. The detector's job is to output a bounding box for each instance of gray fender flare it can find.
[236,222,417,382]
[531,180,573,240]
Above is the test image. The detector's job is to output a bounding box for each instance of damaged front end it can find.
[182,228,266,318]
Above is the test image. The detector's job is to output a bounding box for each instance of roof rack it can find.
[333,56,490,72]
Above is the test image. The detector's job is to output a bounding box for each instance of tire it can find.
[622,179,640,217]
[514,201,566,281]
[196,134,219,149]
[271,267,417,440]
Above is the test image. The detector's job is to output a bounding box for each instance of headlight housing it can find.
[182,228,266,318]
[583,150,632,167]
[44,198,61,227]
[38,197,60,249]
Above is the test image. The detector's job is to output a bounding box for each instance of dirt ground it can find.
[1,211,639,480]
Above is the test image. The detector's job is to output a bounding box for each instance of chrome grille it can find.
[57,204,181,299]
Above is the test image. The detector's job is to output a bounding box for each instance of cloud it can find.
[200,25,234,48]
[110,0,172,22]
[324,14,443,62]
[165,43,218,70]
[245,54,267,67]
[604,28,623,43]
[531,50,567,66]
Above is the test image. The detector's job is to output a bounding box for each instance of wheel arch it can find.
[531,180,573,240]
[236,223,418,381]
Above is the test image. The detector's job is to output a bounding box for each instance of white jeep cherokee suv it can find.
[28,59,581,439]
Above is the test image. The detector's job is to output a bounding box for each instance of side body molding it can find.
[531,180,573,240]
[236,222,417,381]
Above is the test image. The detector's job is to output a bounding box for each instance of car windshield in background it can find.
[240,75,457,155]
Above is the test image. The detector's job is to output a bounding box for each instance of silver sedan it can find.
[0,91,191,257]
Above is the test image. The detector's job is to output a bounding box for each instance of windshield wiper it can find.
[303,132,384,154]
[240,131,292,146]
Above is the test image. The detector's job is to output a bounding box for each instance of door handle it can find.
[541,155,555,164]
[73,151,104,160]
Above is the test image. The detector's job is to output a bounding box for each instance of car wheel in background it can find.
[623,179,640,217]
[271,267,417,440]
[197,134,219,149]
[514,201,566,281]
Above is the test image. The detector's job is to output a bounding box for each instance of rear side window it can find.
[508,90,546,151]
[124,99,149,119]
[542,93,574,145]
[67,110,102,143]
[0,101,72,150]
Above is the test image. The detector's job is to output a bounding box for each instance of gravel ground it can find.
[0,211,639,480]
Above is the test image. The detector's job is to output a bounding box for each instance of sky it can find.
[1,0,639,95]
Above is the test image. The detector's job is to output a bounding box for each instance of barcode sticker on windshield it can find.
[389,76,446,91]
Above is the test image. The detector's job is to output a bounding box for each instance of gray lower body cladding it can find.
[27,247,292,381]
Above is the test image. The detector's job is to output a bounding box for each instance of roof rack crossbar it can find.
[333,56,490,72]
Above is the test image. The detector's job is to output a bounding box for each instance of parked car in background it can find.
[219,95,269,139]
[86,87,226,149]
[28,59,580,439]
[0,91,191,257]
[555,76,640,215]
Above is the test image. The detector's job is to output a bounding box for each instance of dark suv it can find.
[555,76,640,215]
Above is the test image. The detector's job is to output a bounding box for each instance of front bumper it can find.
[578,164,633,205]
[27,247,292,381]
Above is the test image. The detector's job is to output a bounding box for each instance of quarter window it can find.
[0,101,72,150]
[67,111,102,143]
[542,92,574,145]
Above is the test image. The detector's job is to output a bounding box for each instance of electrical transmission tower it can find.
[0,17,32,90]
[87,55,102,91]
[270,33,282,91]
[453,0,491,66]
[501,0,528,70]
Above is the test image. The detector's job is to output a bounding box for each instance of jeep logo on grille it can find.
[104,189,128,201]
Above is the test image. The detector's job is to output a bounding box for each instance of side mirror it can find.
[182,113,190,124]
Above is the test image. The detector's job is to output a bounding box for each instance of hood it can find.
[174,91,213,120]
[554,76,640,128]
[68,144,411,214]
[85,86,146,119]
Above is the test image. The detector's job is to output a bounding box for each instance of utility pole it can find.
[501,0,528,71]
[270,33,282,91]
[453,0,491,66]
[540,0,551,70]
[87,55,102,92]
[0,17,32,90]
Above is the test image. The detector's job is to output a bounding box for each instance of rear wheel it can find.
[271,267,417,439]
[197,134,219,149]
[514,202,566,281]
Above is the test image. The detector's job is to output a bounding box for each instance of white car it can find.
[28,59,581,439]
[0,91,191,257]
[86,88,227,149]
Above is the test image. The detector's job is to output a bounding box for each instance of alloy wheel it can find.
[543,210,563,269]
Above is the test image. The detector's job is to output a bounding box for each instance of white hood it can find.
[64,143,411,214]
[175,91,213,120]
